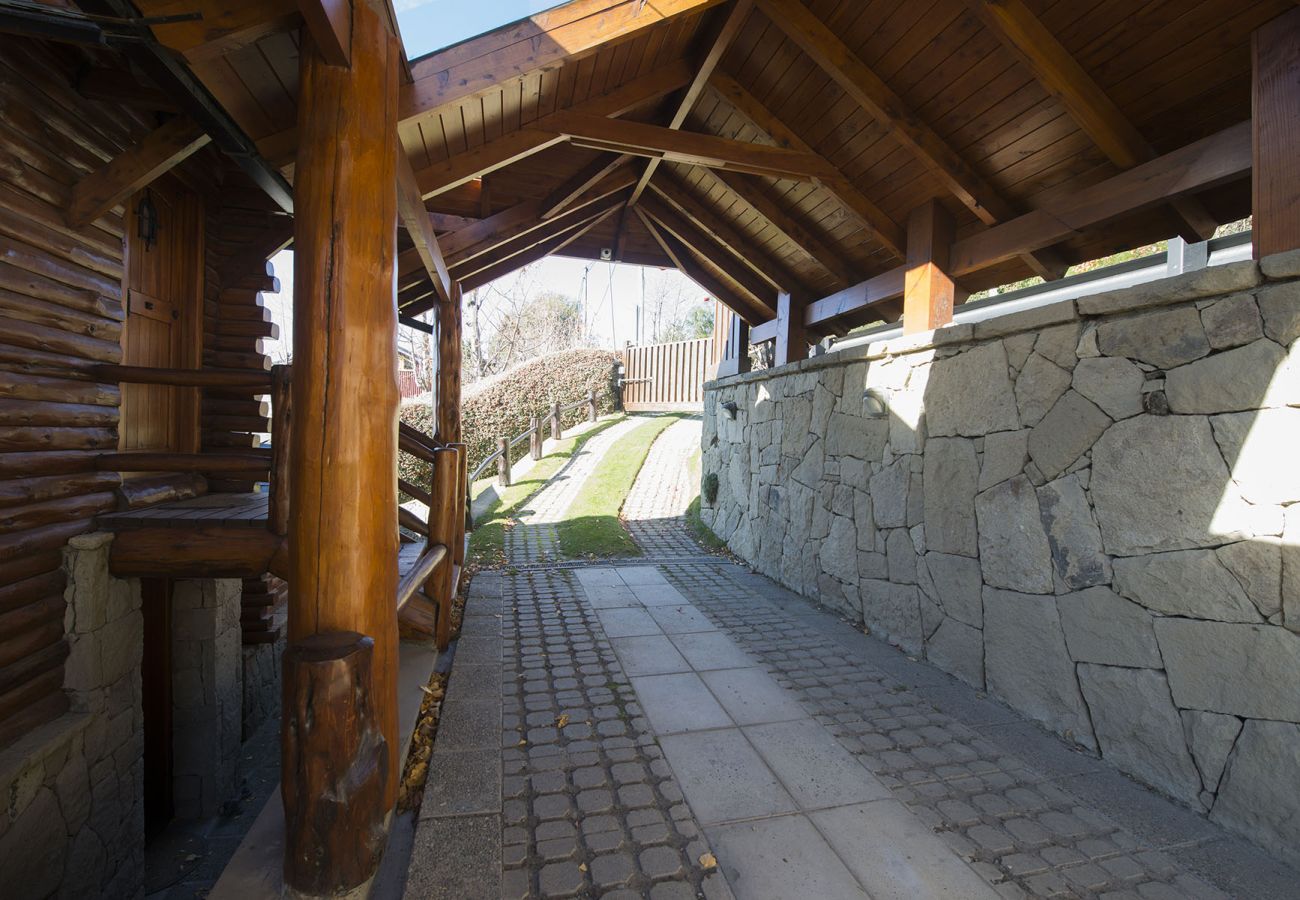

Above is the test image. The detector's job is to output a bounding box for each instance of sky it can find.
[261,250,713,365]
[393,0,568,60]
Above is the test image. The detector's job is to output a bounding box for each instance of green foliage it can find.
[555,415,684,559]
[685,496,727,551]
[659,304,715,342]
[399,348,618,493]
[701,472,719,506]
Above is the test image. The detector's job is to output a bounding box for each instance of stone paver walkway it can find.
[621,417,704,559]
[503,416,645,564]
[406,417,1299,899]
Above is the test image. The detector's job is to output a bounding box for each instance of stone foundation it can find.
[702,252,1300,866]
[241,638,283,741]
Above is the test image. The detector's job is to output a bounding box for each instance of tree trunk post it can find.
[496,437,511,487]
[587,389,598,423]
[436,285,462,443]
[529,416,542,460]
[286,2,401,888]
[449,441,468,565]
[550,401,562,442]
[269,364,292,537]
[427,447,459,650]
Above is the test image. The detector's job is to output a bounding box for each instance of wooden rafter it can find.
[142,0,300,64]
[399,0,727,128]
[706,71,904,258]
[298,0,352,68]
[629,0,754,205]
[414,61,694,198]
[965,0,1217,241]
[457,206,624,295]
[541,154,633,219]
[755,0,1066,280]
[707,168,861,286]
[636,209,767,325]
[396,153,452,305]
[67,116,211,227]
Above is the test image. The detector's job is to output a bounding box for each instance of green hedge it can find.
[399,348,619,490]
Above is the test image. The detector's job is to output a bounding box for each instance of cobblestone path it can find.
[621,417,704,559]
[408,415,1298,900]
[503,416,646,565]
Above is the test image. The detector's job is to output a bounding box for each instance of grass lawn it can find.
[555,414,685,559]
[682,447,727,551]
[468,415,626,566]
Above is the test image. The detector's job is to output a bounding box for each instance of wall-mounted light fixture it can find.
[721,400,738,420]
[136,189,159,250]
[862,388,889,418]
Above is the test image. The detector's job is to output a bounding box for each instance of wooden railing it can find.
[470,390,599,488]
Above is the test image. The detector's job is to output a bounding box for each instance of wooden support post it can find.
[451,442,469,562]
[903,199,956,334]
[716,317,751,378]
[269,364,292,537]
[774,292,806,367]
[428,448,459,651]
[550,401,562,441]
[1253,8,1300,258]
[587,390,598,423]
[282,632,388,897]
[529,416,542,460]
[496,437,511,486]
[435,284,463,443]
[286,0,401,875]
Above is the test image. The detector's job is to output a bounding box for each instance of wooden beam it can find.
[638,193,775,315]
[630,0,754,204]
[457,206,621,294]
[774,291,807,366]
[1253,8,1300,258]
[966,0,1217,241]
[903,200,956,334]
[541,154,632,219]
[637,208,767,324]
[414,61,693,198]
[804,267,906,329]
[708,168,860,286]
[400,0,726,128]
[141,0,301,64]
[449,195,627,279]
[706,71,904,257]
[552,112,831,181]
[67,117,210,227]
[297,0,351,68]
[397,152,452,304]
[755,0,1066,279]
[289,0,401,854]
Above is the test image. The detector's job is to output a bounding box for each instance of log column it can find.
[903,199,956,334]
[1253,8,1300,258]
[773,292,806,367]
[286,3,401,891]
[435,283,463,444]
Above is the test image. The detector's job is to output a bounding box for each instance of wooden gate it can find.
[620,336,715,411]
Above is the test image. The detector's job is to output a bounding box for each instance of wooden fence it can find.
[620,336,716,411]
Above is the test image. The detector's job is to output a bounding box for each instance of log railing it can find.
[470,390,600,488]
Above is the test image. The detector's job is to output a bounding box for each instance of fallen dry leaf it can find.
[578,863,588,873]
[698,852,717,870]
[556,714,570,728]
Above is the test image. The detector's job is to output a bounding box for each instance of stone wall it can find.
[241,637,283,741]
[701,254,1300,866]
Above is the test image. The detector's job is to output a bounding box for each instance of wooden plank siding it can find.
[621,337,715,411]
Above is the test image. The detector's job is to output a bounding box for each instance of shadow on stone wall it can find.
[699,253,1300,866]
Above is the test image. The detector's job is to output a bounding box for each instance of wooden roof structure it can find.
[114,0,1276,333]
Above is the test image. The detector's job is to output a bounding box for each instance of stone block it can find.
[1257,281,1300,345]
[1076,665,1202,806]
[976,476,1053,594]
[1035,323,1082,370]
[819,515,859,586]
[0,787,67,899]
[1200,293,1263,349]
[926,341,1020,437]
[1090,415,1243,555]
[1165,339,1287,413]
[1211,719,1300,869]
[1072,357,1144,420]
[1113,549,1262,622]
[1027,390,1110,481]
[922,437,978,556]
[1180,710,1242,794]
[922,552,982,627]
[978,429,1028,491]
[1076,260,1260,316]
[1155,619,1300,721]
[862,580,922,654]
[1217,540,1282,619]
[1260,248,1300,279]
[972,299,1077,340]
[1211,408,1300,507]
[1285,506,1300,633]
[869,457,910,528]
[926,617,984,688]
[1096,306,1210,369]
[1004,332,1036,371]
[1015,352,1072,428]
[1037,474,1110,590]
[1057,586,1161,668]
[885,528,916,584]
[984,588,1095,749]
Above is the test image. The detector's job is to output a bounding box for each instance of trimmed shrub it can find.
[701,472,719,506]
[399,348,619,490]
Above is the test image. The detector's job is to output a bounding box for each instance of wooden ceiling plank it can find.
[67,116,212,227]
[396,152,452,305]
[541,154,633,219]
[141,0,302,64]
[708,168,860,286]
[399,0,727,128]
[630,0,755,204]
[706,71,905,257]
[966,0,1218,241]
[449,195,627,280]
[298,0,352,68]
[636,207,767,325]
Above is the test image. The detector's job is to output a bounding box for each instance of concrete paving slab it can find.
[630,581,691,606]
[659,729,796,825]
[618,566,671,585]
[631,672,733,734]
[705,814,869,900]
[610,634,692,676]
[595,606,662,638]
[575,567,625,589]
[434,699,500,751]
[404,813,500,900]
[699,668,807,726]
[670,631,756,671]
[419,749,501,819]
[583,584,641,608]
[442,663,498,701]
[451,634,500,665]
[646,603,718,634]
[744,720,892,809]
[811,800,1001,900]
